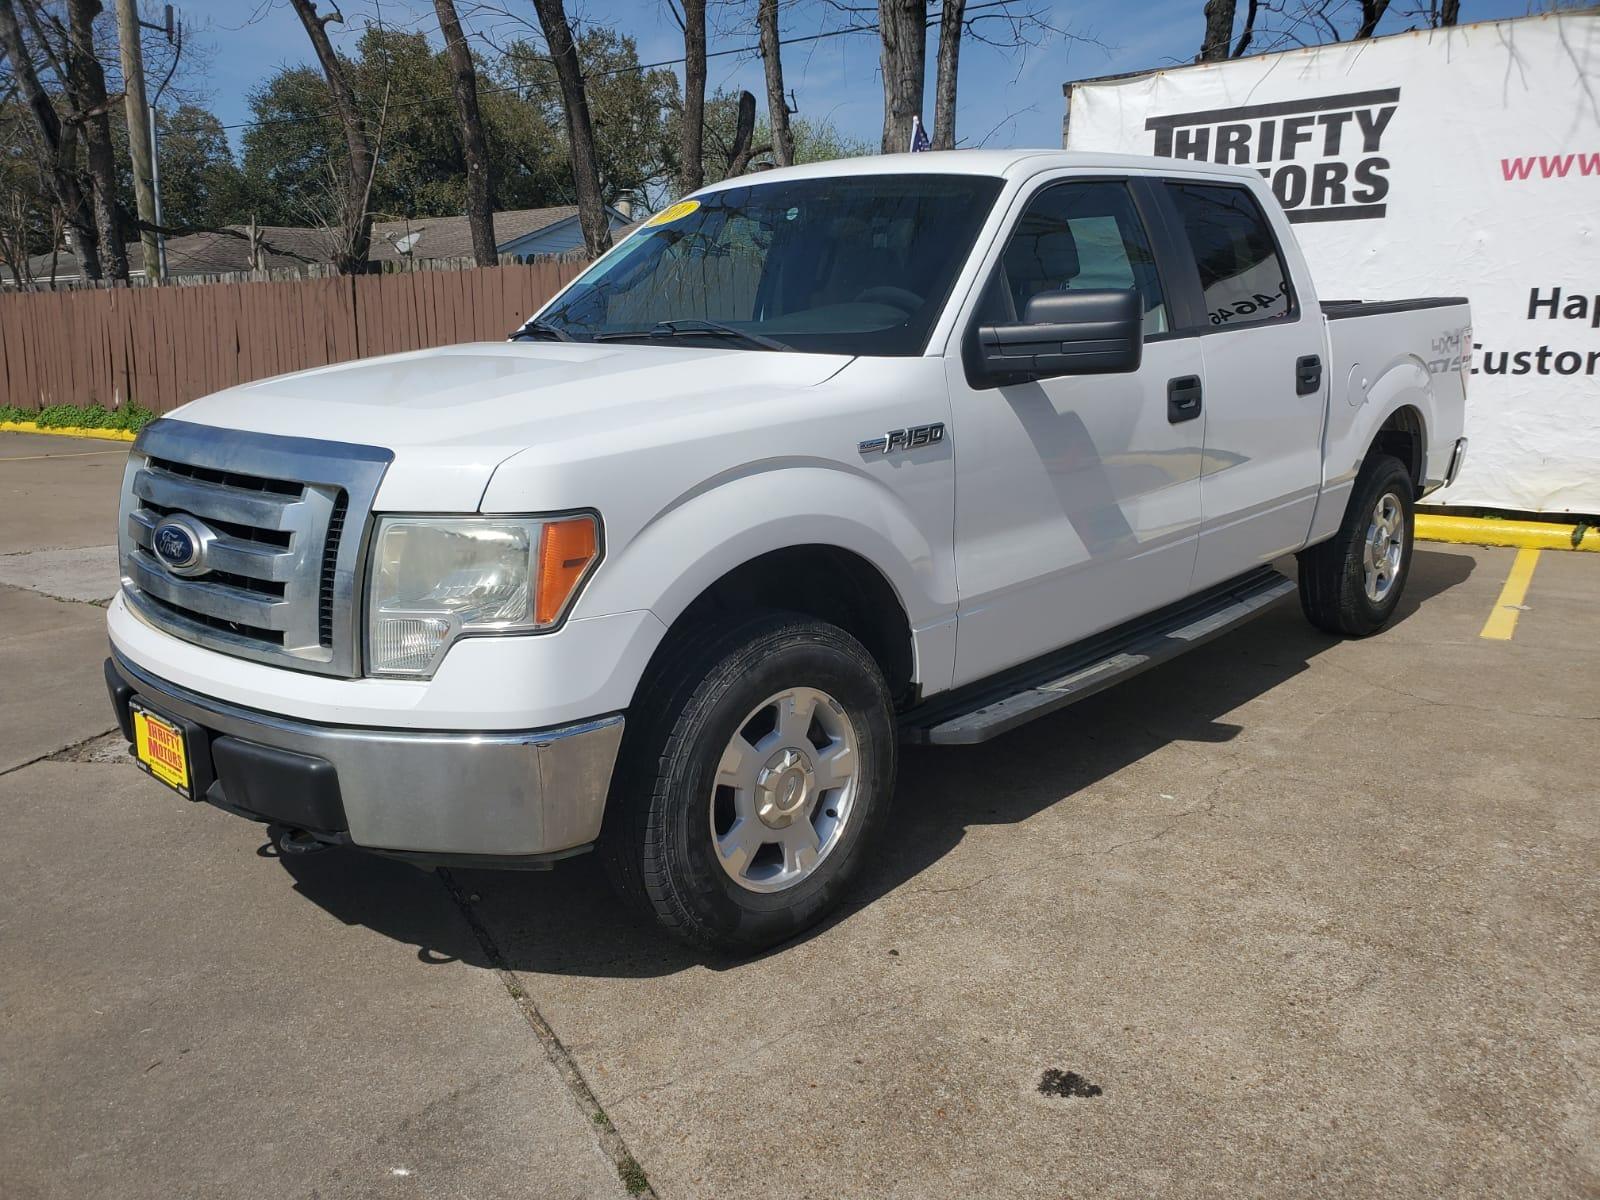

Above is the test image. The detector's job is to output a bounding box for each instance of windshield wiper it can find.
[509,318,573,342]
[594,319,792,352]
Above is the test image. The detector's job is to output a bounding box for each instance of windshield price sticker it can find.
[646,199,701,227]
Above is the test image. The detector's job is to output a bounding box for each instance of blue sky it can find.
[183,0,1531,159]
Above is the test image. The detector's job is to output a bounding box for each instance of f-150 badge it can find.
[859,423,945,455]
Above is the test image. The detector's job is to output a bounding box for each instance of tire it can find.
[600,612,897,956]
[1297,452,1415,637]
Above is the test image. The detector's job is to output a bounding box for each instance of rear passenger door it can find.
[1160,180,1328,589]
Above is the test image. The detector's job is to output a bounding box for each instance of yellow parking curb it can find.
[1417,513,1599,552]
[0,420,138,443]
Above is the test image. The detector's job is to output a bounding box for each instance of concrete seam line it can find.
[0,726,121,780]
[435,868,658,1199]
[1417,513,1600,552]
[0,421,139,442]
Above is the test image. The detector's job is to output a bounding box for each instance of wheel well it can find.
[661,546,917,707]
[1371,406,1426,492]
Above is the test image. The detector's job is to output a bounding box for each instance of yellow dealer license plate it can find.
[132,702,192,798]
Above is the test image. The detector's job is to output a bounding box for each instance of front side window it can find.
[529,175,1005,356]
[1165,182,1294,328]
[977,180,1168,335]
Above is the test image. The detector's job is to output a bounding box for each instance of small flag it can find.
[909,115,931,153]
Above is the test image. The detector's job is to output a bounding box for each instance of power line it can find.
[217,0,1025,133]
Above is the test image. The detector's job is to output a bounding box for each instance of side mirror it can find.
[974,288,1143,385]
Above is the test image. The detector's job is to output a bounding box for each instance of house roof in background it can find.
[369,206,586,261]
[4,205,608,283]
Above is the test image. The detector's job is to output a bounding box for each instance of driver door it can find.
[945,176,1208,687]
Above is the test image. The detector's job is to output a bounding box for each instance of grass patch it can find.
[0,402,156,432]
[618,1156,650,1195]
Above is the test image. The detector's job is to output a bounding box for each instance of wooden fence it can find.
[0,258,586,415]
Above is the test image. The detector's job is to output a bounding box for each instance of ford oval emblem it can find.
[152,517,205,573]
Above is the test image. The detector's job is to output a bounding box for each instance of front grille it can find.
[119,422,392,677]
[318,493,348,646]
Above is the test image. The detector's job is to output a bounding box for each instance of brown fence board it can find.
[0,259,582,415]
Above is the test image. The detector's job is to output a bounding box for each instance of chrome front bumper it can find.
[109,651,624,860]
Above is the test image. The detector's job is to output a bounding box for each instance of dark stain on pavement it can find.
[1038,1068,1103,1099]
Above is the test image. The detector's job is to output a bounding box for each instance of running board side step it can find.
[900,566,1297,746]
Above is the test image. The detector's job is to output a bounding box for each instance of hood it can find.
[167,341,851,510]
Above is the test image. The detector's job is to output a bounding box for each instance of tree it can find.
[932,0,964,149]
[877,0,924,153]
[287,0,375,274]
[698,93,867,177]
[141,104,245,230]
[63,0,127,280]
[114,0,161,280]
[1196,0,1457,60]
[0,99,61,282]
[1198,0,1235,60]
[757,0,793,167]
[530,0,611,257]
[497,28,678,209]
[674,0,707,193]
[432,0,494,265]
[0,0,106,278]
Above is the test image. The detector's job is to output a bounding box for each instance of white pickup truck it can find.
[106,151,1469,953]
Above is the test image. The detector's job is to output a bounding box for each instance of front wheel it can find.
[1297,453,1415,637]
[600,613,897,956]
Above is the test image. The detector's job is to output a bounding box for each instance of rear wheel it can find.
[601,612,896,955]
[1297,453,1414,637]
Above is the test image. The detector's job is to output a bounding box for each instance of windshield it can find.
[526,174,1005,356]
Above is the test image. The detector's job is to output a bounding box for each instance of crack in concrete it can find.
[435,868,657,1199]
[0,726,120,780]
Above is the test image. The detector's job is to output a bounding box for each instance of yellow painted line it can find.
[1419,513,1599,553]
[1479,548,1541,641]
[0,420,138,442]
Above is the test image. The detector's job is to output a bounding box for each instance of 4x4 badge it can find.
[859,423,945,455]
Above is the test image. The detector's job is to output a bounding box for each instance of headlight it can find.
[366,513,600,677]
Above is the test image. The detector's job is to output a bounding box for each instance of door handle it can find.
[1167,375,1202,424]
[1296,354,1322,395]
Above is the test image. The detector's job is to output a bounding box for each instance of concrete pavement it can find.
[2,430,1596,1198]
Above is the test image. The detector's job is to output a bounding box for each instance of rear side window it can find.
[1165,183,1294,328]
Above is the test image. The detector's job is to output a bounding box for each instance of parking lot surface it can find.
[2,430,1596,1198]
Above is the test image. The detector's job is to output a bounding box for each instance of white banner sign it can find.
[1065,13,1599,513]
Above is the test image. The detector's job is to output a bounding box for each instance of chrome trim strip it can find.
[130,549,293,629]
[133,469,300,530]
[129,509,297,580]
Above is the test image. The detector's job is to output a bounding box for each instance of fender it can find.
[575,463,959,694]
[1309,354,1434,544]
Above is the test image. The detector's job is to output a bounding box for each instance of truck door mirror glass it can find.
[975,288,1143,384]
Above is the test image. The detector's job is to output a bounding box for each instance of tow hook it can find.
[276,827,328,856]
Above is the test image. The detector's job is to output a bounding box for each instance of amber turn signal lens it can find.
[535,517,599,626]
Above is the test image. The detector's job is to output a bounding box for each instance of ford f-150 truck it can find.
[106,151,1469,953]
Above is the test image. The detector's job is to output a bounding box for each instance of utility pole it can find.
[149,105,167,278]
[115,0,161,281]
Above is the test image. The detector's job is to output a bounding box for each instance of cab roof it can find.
[692,149,1263,194]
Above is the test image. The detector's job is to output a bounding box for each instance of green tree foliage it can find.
[691,90,870,190]
[111,103,247,232]
[240,25,678,225]
[497,27,678,208]
[155,105,249,231]
[0,100,59,277]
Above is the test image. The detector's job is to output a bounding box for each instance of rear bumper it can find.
[106,651,624,860]
[1444,437,1468,486]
